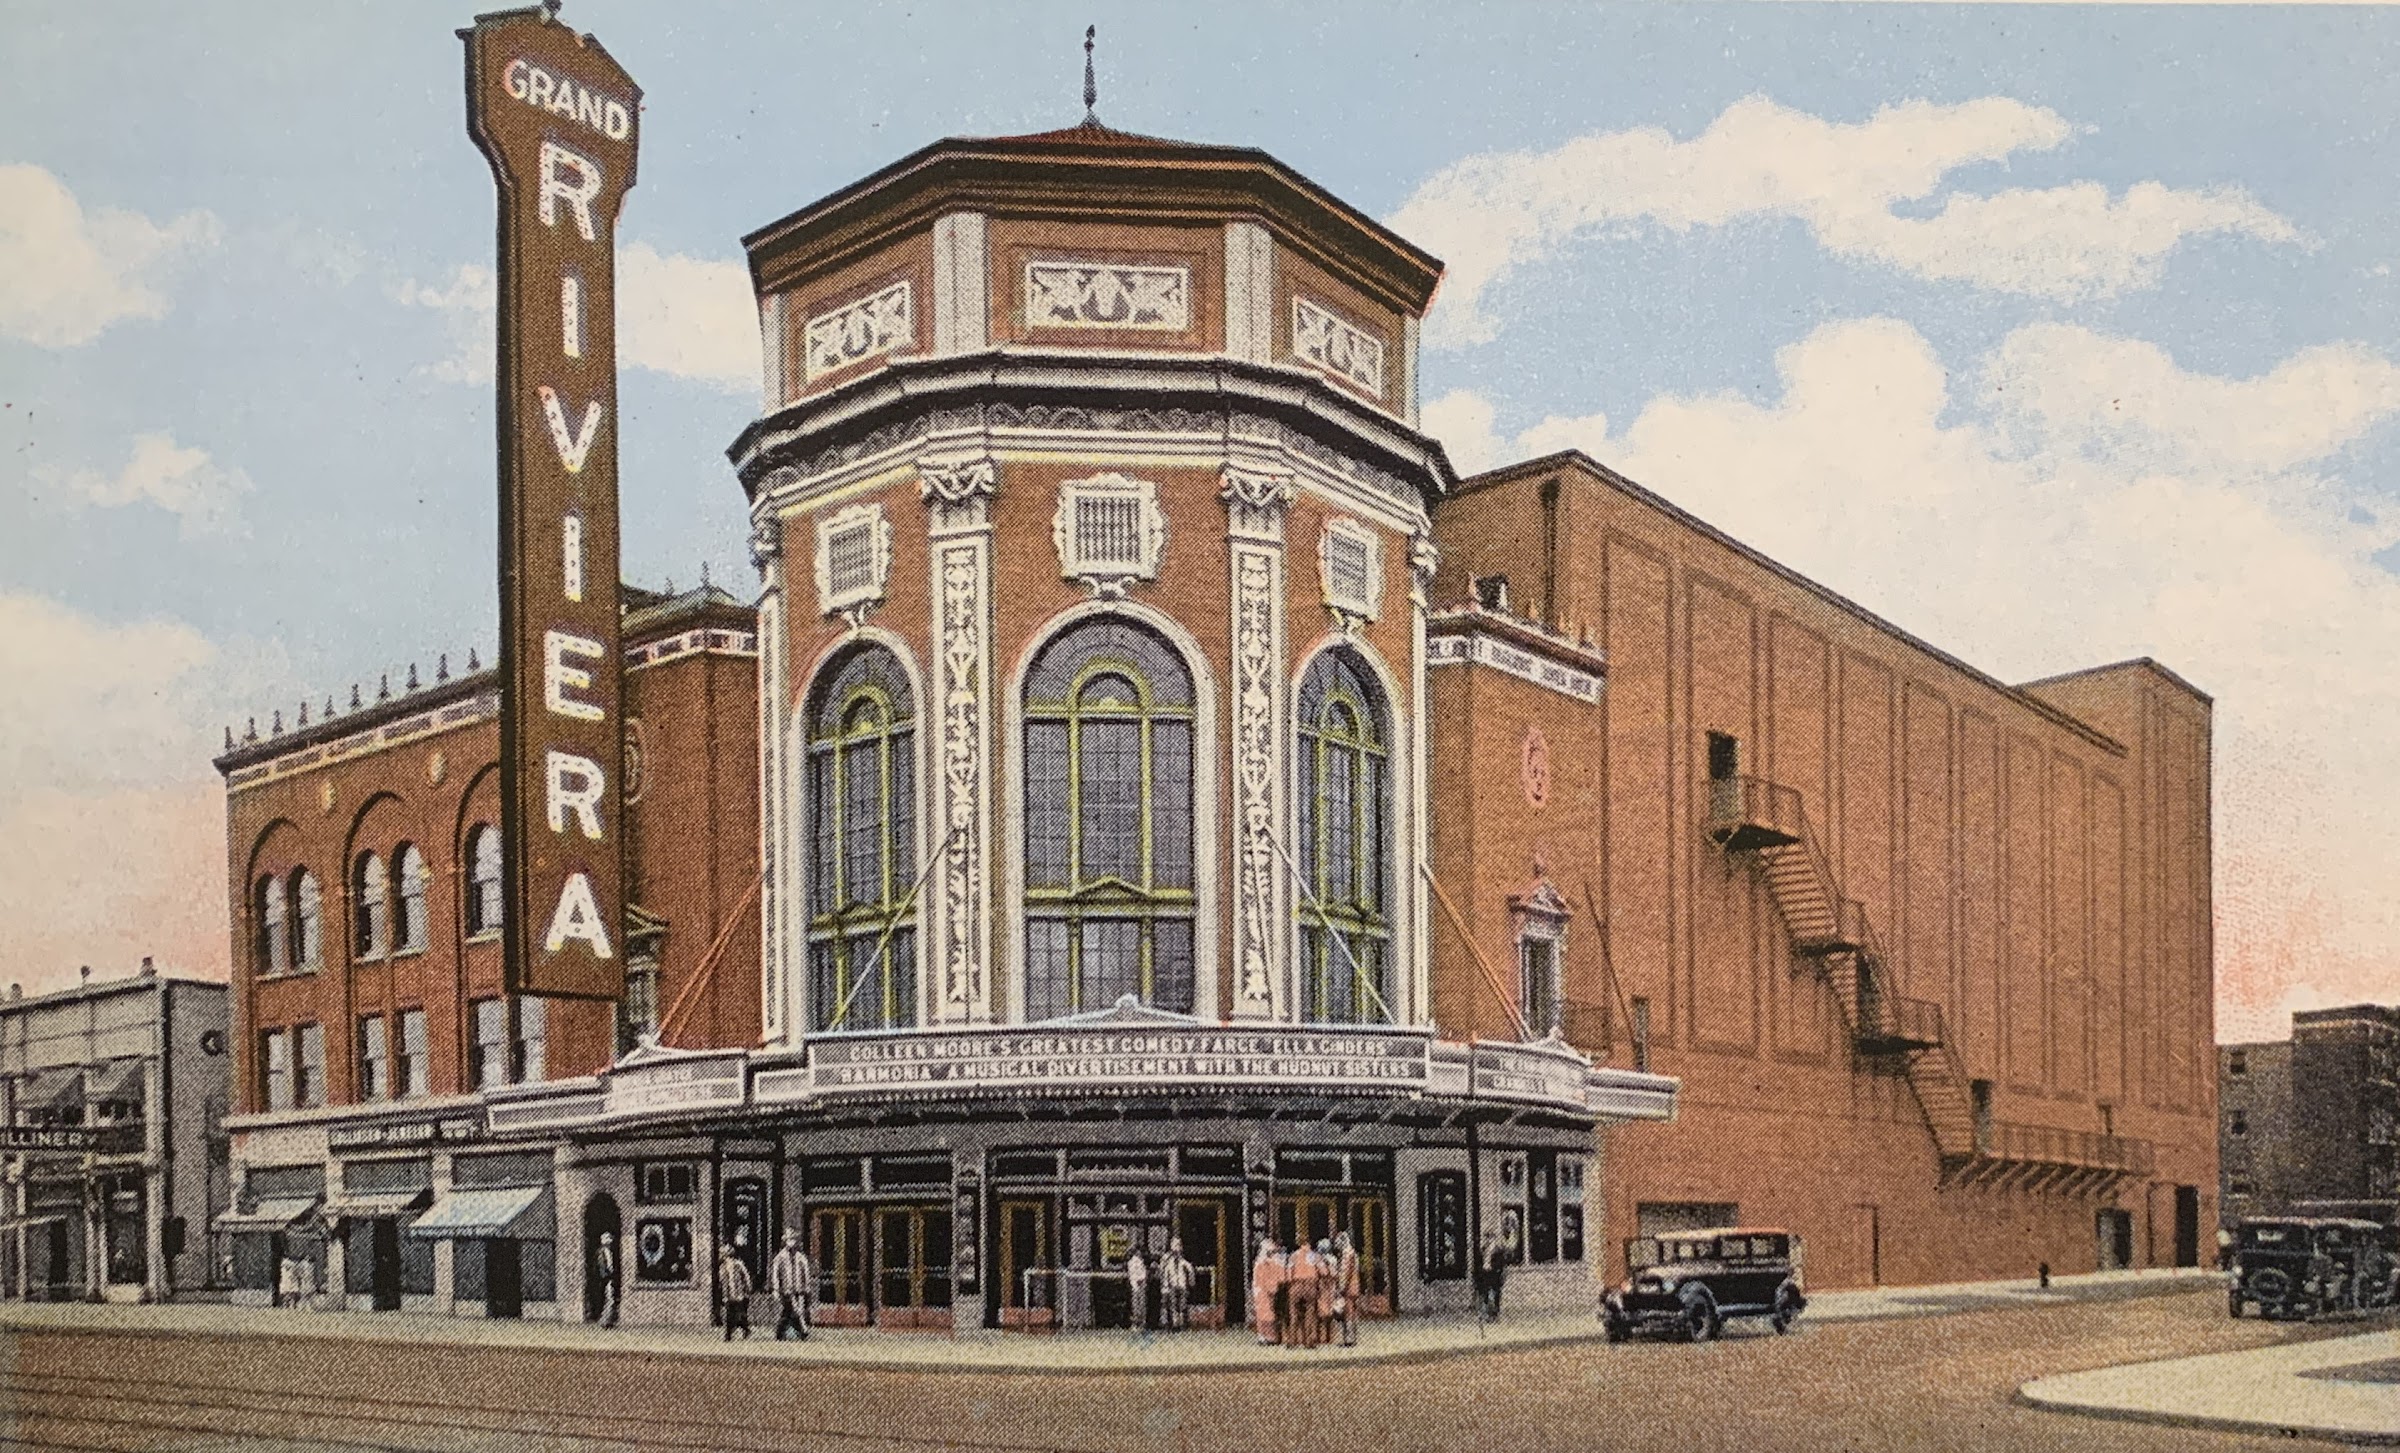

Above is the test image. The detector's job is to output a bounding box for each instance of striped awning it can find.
[19,1067,83,1111]
[406,1184,546,1239]
[85,1059,146,1105]
[322,1187,432,1221]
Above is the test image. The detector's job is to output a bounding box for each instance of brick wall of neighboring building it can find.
[1430,451,2219,1287]
[217,587,760,1118]
[2218,1040,2296,1219]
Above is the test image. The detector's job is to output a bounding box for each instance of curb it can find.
[2013,1384,2400,1448]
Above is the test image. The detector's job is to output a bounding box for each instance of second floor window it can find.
[254,874,290,975]
[295,1023,325,1109]
[353,851,388,959]
[358,1015,388,1101]
[804,645,917,1032]
[1296,649,1393,1024]
[398,1007,429,1098]
[470,998,508,1090]
[513,997,547,1084]
[1520,935,1560,1040]
[1022,618,1196,1019]
[261,1028,293,1111]
[467,825,503,935]
[395,844,429,952]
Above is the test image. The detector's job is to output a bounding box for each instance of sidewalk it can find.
[2021,1327,2400,1446]
[0,1267,2226,1378]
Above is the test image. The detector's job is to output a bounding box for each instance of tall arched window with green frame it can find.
[1295,648,1392,1024]
[804,645,917,1031]
[1022,617,1196,1019]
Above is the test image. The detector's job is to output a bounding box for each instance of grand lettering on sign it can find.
[462,10,640,999]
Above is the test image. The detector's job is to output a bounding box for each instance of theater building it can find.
[215,100,2217,1332]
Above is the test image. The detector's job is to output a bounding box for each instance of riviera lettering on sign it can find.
[464,10,640,999]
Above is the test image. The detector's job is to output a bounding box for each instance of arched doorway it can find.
[582,1193,621,1322]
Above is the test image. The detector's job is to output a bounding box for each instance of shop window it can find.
[513,997,546,1084]
[469,999,508,1091]
[634,1216,694,1283]
[352,852,388,959]
[1497,1156,1527,1264]
[254,875,290,975]
[1296,648,1394,1024]
[466,825,503,936]
[395,844,429,952]
[1416,1170,1467,1282]
[1526,1150,1560,1264]
[803,645,918,1032]
[873,1154,954,1189]
[290,868,323,971]
[638,1162,698,1204]
[357,1015,388,1102]
[397,1007,428,1098]
[261,1028,293,1112]
[1559,1157,1586,1262]
[800,1156,864,1193]
[1023,616,1197,1018]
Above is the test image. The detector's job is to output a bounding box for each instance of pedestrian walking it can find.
[718,1242,755,1340]
[1312,1240,1338,1345]
[1250,1237,1283,1344]
[1333,1231,1362,1347]
[770,1228,812,1341]
[1283,1238,1320,1348]
[276,1252,301,1310]
[1124,1246,1150,1334]
[592,1230,620,1327]
[1159,1236,1195,1331]
[1477,1215,1515,1323]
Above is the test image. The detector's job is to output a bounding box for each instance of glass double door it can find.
[1274,1191,1392,1312]
[811,1204,952,1327]
[995,1193,1235,1330]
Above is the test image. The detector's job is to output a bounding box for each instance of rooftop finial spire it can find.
[1082,25,1098,124]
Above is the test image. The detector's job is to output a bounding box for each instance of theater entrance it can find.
[810,1208,867,1326]
[1272,1148,1395,1316]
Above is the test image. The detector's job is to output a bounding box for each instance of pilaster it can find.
[922,455,998,1024]
[932,212,991,357]
[752,514,793,1044]
[1223,465,1295,1022]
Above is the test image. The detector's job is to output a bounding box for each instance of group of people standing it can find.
[1248,1231,1363,1348]
[713,1231,817,1341]
[1120,1236,1198,1333]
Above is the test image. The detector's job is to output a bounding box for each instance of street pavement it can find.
[0,1270,2387,1451]
[2022,1324,2400,1444]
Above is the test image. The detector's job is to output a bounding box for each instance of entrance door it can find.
[43,1221,69,1302]
[1344,1194,1392,1313]
[811,1208,867,1326]
[581,1194,621,1322]
[1274,1195,1338,1257]
[371,1219,402,1311]
[2095,1209,2134,1271]
[1855,1203,1882,1287]
[485,1238,523,1319]
[1174,1197,1231,1327]
[2173,1186,2201,1269]
[998,1198,1054,1327]
[875,1206,953,1328]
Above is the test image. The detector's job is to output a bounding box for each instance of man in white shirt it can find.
[770,1228,813,1341]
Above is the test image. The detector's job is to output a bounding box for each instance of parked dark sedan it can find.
[2227,1217,2399,1320]
[1603,1228,1806,1342]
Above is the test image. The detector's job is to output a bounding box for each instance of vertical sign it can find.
[463,7,639,999]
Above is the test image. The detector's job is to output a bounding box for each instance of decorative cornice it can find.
[1219,465,1295,515]
[919,453,997,508]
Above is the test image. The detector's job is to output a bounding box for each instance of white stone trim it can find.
[1024,260,1190,331]
[1223,222,1274,363]
[1293,296,1386,399]
[1317,515,1383,627]
[931,212,989,357]
[1425,630,1604,703]
[1223,467,1294,1022]
[1401,314,1420,428]
[1000,599,1222,1027]
[755,531,789,1045]
[759,292,786,409]
[810,500,893,622]
[1051,472,1168,599]
[803,280,913,383]
[923,459,997,1024]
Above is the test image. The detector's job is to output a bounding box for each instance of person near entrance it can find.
[1333,1231,1361,1346]
[1123,1246,1149,1335]
[717,1242,754,1340]
[592,1231,620,1327]
[1250,1237,1283,1344]
[1476,1213,1516,1323]
[770,1229,813,1340]
[1282,1239,1321,1348]
[277,1251,305,1310]
[1159,1237,1195,1332]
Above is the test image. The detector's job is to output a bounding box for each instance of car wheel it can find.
[1680,1289,1720,1343]
[1604,1312,1629,1344]
[1771,1286,1804,1334]
[2227,1288,2244,1319]
[2248,1267,2290,1307]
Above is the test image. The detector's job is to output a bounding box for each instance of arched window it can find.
[290,868,323,972]
[395,844,429,952]
[804,646,916,1031]
[1023,617,1195,1018]
[255,875,290,975]
[1296,649,1392,1023]
[466,824,503,935]
[352,852,389,958]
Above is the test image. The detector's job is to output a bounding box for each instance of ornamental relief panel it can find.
[802,280,913,382]
[1025,261,1190,332]
[1292,295,1386,398]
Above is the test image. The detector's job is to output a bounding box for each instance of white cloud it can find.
[1391,96,2301,347]
[1438,319,2400,1038]
[401,244,759,393]
[0,592,300,992]
[37,432,256,536]
[0,164,221,347]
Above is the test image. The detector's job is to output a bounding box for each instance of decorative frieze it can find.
[803,280,913,382]
[1293,296,1386,398]
[1026,261,1189,331]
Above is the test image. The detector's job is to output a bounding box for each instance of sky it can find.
[3,1,2397,1040]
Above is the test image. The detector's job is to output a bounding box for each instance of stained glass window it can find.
[804,646,917,1031]
[1022,617,1196,1016]
[1296,649,1392,1024]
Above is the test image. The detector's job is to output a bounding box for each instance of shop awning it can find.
[85,1059,145,1106]
[20,1067,83,1112]
[406,1184,546,1239]
[212,1195,322,1232]
[322,1187,432,1221]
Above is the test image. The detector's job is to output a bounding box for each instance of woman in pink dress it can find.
[1250,1237,1283,1344]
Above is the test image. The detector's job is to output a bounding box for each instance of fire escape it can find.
[1708,776,2153,1191]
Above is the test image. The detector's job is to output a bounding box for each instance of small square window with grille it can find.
[813,501,891,618]
[1052,474,1165,595]
[826,521,876,597]
[1320,521,1379,621]
[1075,495,1143,569]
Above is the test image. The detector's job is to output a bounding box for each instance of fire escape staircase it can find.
[1708,776,2153,1192]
